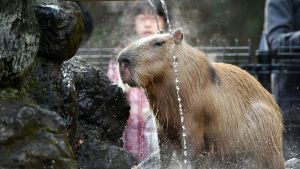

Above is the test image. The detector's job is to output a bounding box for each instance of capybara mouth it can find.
[119,62,138,87]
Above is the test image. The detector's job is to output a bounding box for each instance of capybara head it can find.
[118,29,183,88]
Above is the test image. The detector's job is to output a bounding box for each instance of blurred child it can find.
[107,1,165,162]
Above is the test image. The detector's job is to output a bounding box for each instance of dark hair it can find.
[76,2,94,45]
[133,1,166,23]
[117,1,168,43]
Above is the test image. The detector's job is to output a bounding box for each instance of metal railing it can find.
[75,42,252,72]
[75,48,119,71]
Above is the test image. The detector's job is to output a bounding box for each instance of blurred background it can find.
[78,0,264,50]
[75,0,299,160]
[76,0,266,72]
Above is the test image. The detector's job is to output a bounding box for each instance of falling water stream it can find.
[159,0,172,34]
[170,41,190,169]
[147,0,161,33]
[148,0,189,168]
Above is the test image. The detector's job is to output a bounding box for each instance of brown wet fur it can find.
[118,33,285,169]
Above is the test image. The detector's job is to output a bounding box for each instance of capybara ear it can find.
[172,28,183,44]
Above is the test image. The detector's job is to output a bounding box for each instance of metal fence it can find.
[75,41,252,72]
[75,48,117,71]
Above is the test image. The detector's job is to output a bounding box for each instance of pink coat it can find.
[107,59,159,162]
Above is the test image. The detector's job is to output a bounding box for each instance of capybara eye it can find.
[153,41,165,47]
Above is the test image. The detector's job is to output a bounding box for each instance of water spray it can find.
[158,0,189,168]
[147,0,162,34]
[171,41,189,168]
[159,0,172,34]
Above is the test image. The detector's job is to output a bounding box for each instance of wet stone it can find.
[61,57,131,145]
[76,140,138,169]
[0,0,40,87]
[0,100,77,169]
[26,56,134,168]
[62,57,135,168]
[34,1,84,62]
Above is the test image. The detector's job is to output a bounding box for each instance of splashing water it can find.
[159,0,189,167]
[171,42,190,169]
[147,0,190,167]
[147,0,161,33]
[159,0,172,33]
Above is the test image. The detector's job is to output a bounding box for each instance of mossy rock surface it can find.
[34,1,84,62]
[0,0,40,87]
[0,100,77,169]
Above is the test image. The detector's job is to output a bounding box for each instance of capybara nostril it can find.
[118,55,132,67]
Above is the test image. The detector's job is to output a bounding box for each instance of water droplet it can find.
[160,0,188,166]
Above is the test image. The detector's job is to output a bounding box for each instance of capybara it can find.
[118,29,284,169]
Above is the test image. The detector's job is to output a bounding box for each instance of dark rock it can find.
[0,100,77,169]
[0,0,40,87]
[34,1,84,62]
[24,57,77,144]
[25,56,134,168]
[26,56,131,144]
[25,57,64,111]
[62,57,134,168]
[76,140,137,169]
[62,57,130,146]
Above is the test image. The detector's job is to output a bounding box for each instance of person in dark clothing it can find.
[264,0,300,159]
[264,0,300,51]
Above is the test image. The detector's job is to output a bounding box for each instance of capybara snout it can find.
[118,32,182,88]
[118,53,132,68]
